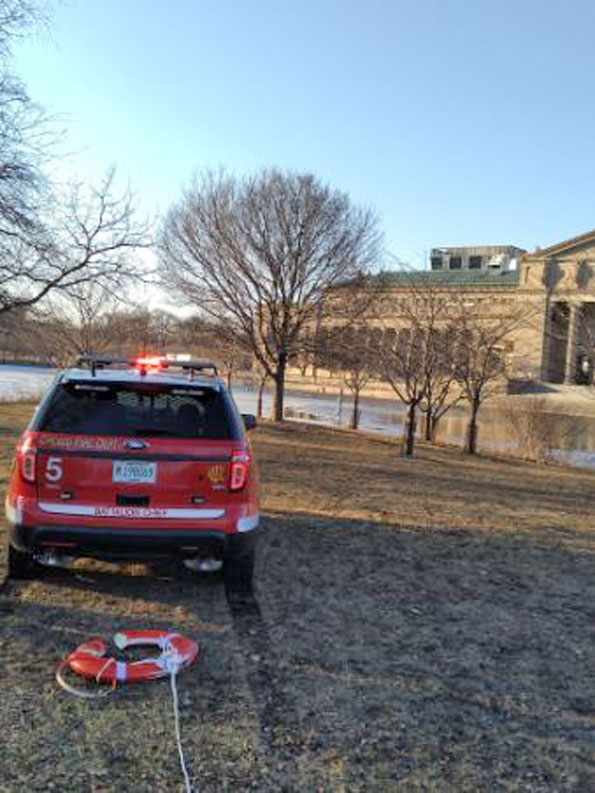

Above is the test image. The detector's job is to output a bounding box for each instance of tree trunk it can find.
[424,411,432,441]
[430,414,439,442]
[227,369,232,389]
[273,353,287,422]
[257,377,266,419]
[466,399,480,454]
[351,388,360,430]
[336,387,344,426]
[405,403,416,456]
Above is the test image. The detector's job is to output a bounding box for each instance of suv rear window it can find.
[37,382,238,440]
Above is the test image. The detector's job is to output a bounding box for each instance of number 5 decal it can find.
[45,456,63,482]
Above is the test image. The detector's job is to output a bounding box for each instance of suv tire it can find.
[7,544,36,580]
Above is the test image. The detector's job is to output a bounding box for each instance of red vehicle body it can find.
[5,356,260,585]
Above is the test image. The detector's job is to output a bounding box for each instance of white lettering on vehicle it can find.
[45,456,63,482]
[38,502,225,520]
[95,506,168,519]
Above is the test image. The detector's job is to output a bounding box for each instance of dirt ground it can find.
[1,404,595,792]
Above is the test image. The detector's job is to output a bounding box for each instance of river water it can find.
[231,385,595,471]
[1,365,594,471]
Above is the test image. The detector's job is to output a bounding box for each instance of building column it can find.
[563,303,580,384]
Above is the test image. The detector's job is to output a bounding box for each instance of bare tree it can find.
[0,4,153,320]
[317,324,376,430]
[111,307,179,357]
[0,0,48,53]
[160,169,381,420]
[342,349,373,430]
[499,396,578,463]
[173,315,253,384]
[379,323,427,457]
[0,2,67,307]
[389,274,462,443]
[0,304,38,361]
[174,314,207,354]
[377,274,460,455]
[0,168,151,315]
[0,41,51,296]
[417,320,463,441]
[453,298,531,454]
[373,267,540,456]
[208,324,252,388]
[254,363,269,419]
[39,279,133,363]
[419,329,461,441]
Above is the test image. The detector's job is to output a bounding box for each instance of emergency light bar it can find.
[77,354,219,378]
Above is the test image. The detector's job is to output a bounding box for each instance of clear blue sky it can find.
[13,0,595,268]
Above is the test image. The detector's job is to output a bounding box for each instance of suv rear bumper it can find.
[9,522,259,562]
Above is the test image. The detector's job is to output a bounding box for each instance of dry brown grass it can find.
[1,406,595,791]
[257,420,595,544]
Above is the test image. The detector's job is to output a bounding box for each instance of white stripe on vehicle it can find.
[38,502,225,520]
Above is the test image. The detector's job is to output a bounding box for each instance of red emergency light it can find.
[133,356,168,374]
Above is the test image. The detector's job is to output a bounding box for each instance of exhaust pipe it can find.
[34,552,75,568]
[183,558,223,572]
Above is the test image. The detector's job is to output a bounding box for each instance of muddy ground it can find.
[1,406,595,792]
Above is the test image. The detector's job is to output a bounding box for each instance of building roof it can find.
[378,269,520,288]
[525,228,595,259]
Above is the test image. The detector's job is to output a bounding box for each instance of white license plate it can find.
[112,460,157,484]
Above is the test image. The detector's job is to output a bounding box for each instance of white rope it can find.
[56,643,197,792]
[95,657,117,683]
[55,660,116,700]
[170,669,194,793]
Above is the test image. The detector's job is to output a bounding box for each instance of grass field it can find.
[1,404,595,792]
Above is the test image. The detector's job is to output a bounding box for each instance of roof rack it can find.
[76,354,219,378]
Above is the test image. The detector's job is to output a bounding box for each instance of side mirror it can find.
[242,413,257,431]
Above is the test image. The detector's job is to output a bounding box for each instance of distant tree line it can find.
[0,306,254,380]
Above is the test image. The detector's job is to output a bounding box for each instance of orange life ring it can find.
[65,629,199,685]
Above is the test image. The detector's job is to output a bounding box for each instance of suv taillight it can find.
[19,440,37,483]
[229,448,250,492]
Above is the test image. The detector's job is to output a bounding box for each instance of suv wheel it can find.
[7,544,36,580]
[224,534,255,588]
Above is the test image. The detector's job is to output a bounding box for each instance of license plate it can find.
[112,460,157,484]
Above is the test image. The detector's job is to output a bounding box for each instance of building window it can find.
[449,256,462,270]
[469,255,482,269]
[431,256,443,270]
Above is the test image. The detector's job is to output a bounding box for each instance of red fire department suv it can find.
[4,355,260,585]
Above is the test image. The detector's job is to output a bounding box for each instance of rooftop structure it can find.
[430,245,526,274]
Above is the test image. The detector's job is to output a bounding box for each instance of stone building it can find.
[519,229,595,384]
[300,230,595,393]
[392,231,595,386]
